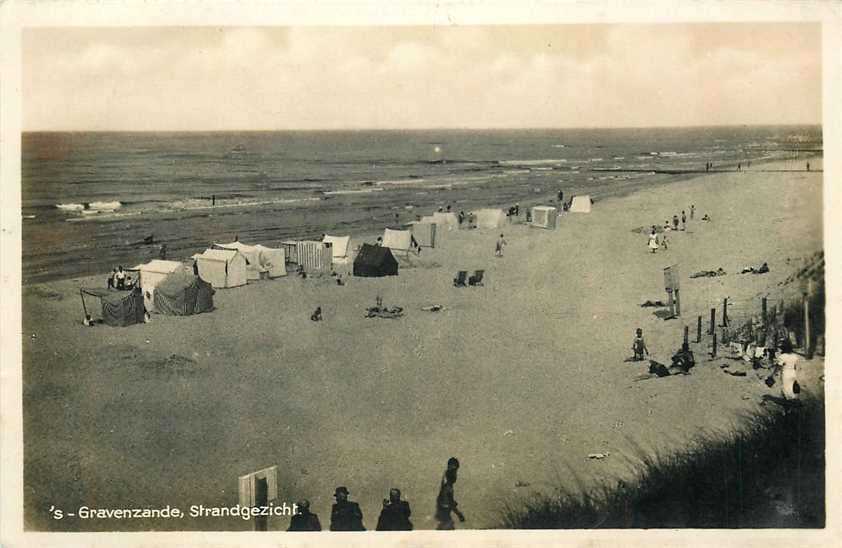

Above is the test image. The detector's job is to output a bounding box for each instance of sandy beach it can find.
[22,159,824,531]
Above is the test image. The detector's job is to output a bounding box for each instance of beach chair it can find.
[468,270,485,286]
[453,271,468,287]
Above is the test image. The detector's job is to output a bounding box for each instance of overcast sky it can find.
[23,24,821,131]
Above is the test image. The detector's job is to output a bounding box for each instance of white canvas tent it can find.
[322,235,351,265]
[410,222,437,248]
[214,241,267,281]
[474,208,506,229]
[382,228,413,255]
[432,212,459,230]
[531,206,558,229]
[193,248,248,288]
[569,195,592,213]
[254,245,287,278]
[130,259,183,312]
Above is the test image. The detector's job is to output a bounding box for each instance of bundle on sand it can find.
[365,306,404,319]
[690,268,726,278]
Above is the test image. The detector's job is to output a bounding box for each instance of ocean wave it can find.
[56,203,85,211]
[323,188,385,195]
[89,201,122,211]
[499,159,567,166]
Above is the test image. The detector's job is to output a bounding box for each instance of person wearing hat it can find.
[330,486,365,531]
[376,488,412,531]
[287,499,321,532]
[435,457,465,530]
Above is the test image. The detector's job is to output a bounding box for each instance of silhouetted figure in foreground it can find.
[288,500,321,531]
[330,486,365,531]
[435,457,465,530]
[376,488,412,531]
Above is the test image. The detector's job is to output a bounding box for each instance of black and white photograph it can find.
[1,2,840,547]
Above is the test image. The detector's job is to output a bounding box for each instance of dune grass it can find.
[499,397,825,529]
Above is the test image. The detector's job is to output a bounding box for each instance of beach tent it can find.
[322,235,352,265]
[80,286,145,327]
[353,244,399,277]
[475,208,506,229]
[531,206,558,229]
[152,270,215,315]
[295,241,333,273]
[569,195,592,213]
[382,228,413,255]
[193,248,248,288]
[410,222,437,248]
[130,259,184,312]
[253,245,287,278]
[214,241,268,281]
[432,212,459,230]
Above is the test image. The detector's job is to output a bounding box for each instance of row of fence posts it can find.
[686,285,814,360]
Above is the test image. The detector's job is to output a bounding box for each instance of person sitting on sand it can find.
[115,266,126,289]
[375,236,383,247]
[83,314,95,327]
[663,220,672,232]
[495,234,507,257]
[468,212,476,228]
[632,328,649,361]
[648,227,659,253]
[701,213,711,221]
[310,307,322,322]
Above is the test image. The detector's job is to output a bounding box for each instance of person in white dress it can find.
[647,227,659,253]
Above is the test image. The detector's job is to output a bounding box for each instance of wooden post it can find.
[712,331,718,357]
[722,297,729,327]
[697,315,702,343]
[79,289,89,318]
[804,280,813,359]
[709,307,716,335]
[674,289,681,317]
[683,326,689,348]
[762,297,768,328]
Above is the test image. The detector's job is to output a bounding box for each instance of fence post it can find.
[683,325,689,348]
[722,297,729,327]
[762,297,768,328]
[712,331,717,357]
[804,280,813,359]
[675,289,681,317]
[709,307,716,335]
[697,315,702,343]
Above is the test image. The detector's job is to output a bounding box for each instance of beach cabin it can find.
[322,235,352,266]
[253,245,287,278]
[382,228,413,256]
[152,271,215,315]
[531,206,558,229]
[353,244,399,277]
[80,286,146,327]
[295,241,333,274]
[193,248,248,288]
[214,241,268,281]
[475,208,506,229]
[432,212,459,231]
[569,195,592,213]
[410,222,437,248]
[130,259,184,312]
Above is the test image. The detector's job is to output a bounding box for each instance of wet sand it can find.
[22,159,824,531]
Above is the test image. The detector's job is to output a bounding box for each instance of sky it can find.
[23,24,822,131]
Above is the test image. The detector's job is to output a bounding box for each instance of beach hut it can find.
[253,245,287,278]
[410,222,437,248]
[382,228,413,256]
[322,235,352,265]
[295,241,333,273]
[432,212,459,230]
[353,244,399,277]
[569,195,592,213]
[193,248,248,288]
[80,286,145,327]
[214,241,267,281]
[531,206,558,229]
[152,270,215,315]
[475,208,506,229]
[130,259,184,312]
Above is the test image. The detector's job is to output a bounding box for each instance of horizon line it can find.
[22,123,823,134]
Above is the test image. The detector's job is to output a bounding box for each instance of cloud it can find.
[23,24,821,130]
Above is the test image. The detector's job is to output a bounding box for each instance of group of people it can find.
[647,204,698,253]
[106,266,133,290]
[287,457,465,532]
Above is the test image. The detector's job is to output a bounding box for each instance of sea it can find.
[21,126,822,284]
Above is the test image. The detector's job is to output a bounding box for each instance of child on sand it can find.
[648,227,659,253]
[495,234,507,257]
[632,328,649,361]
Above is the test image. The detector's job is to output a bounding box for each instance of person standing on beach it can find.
[376,488,412,531]
[632,328,649,361]
[435,457,465,530]
[115,266,126,290]
[495,234,507,257]
[330,486,365,531]
[690,204,695,220]
[806,161,811,172]
[648,227,659,254]
[681,211,687,231]
[107,268,116,290]
[288,500,322,531]
[672,215,679,231]
[776,339,800,402]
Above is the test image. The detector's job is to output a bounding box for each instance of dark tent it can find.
[353,244,399,277]
[152,270,215,315]
[80,286,145,327]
